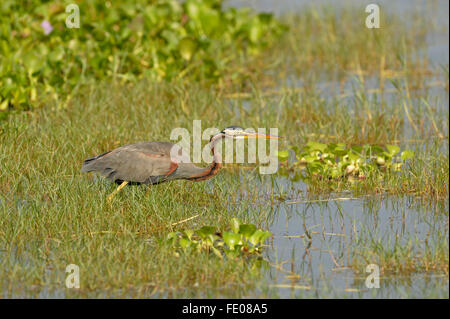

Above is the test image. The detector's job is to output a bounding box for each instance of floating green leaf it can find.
[306,141,327,152]
[401,150,415,161]
[197,226,216,238]
[166,219,271,258]
[277,150,289,161]
[179,37,197,61]
[223,232,242,250]
[239,224,257,238]
[249,230,271,246]
[230,217,240,234]
[386,145,400,156]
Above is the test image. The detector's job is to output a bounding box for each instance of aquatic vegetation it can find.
[166,218,271,258]
[277,142,415,181]
[0,0,285,111]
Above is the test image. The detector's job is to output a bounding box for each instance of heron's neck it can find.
[187,134,224,181]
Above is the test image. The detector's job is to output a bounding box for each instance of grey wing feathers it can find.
[81,142,176,184]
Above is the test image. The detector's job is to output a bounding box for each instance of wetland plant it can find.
[166,218,271,259]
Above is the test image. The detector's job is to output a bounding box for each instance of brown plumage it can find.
[81,141,221,185]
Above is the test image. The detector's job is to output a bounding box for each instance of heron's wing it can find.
[82,142,179,183]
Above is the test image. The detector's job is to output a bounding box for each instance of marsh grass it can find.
[0,5,448,297]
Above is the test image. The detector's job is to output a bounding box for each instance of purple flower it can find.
[41,20,53,35]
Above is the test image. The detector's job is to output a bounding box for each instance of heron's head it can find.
[211,126,280,141]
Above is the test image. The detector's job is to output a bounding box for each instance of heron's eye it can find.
[223,126,245,136]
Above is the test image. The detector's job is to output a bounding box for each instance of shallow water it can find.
[226,0,449,142]
[263,185,449,297]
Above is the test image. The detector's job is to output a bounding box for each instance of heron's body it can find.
[81,141,221,185]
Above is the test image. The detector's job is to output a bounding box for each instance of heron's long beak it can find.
[243,132,280,139]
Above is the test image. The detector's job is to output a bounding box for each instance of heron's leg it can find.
[107,181,129,201]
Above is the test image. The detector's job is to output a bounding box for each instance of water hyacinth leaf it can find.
[249,229,269,246]
[196,226,216,238]
[166,232,178,244]
[23,53,45,74]
[185,0,200,20]
[287,145,300,154]
[386,145,400,156]
[401,150,415,161]
[306,141,327,152]
[198,7,221,35]
[179,37,197,61]
[259,231,271,244]
[249,23,262,43]
[230,217,240,234]
[333,143,347,155]
[0,99,8,111]
[351,145,363,154]
[205,234,218,246]
[179,237,191,249]
[304,155,316,163]
[239,224,257,238]
[48,46,65,62]
[307,161,323,172]
[347,152,360,162]
[369,145,385,155]
[277,150,289,161]
[182,229,194,240]
[223,232,241,250]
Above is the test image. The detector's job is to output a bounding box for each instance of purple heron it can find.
[81,126,279,200]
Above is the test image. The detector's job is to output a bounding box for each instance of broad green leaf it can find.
[196,226,216,238]
[277,150,289,161]
[351,145,363,154]
[239,224,257,238]
[347,152,360,162]
[223,232,242,250]
[259,231,271,244]
[48,47,65,62]
[249,229,271,246]
[401,150,414,161]
[230,218,240,234]
[386,145,400,156]
[304,155,317,163]
[179,237,191,249]
[23,53,45,74]
[306,141,327,152]
[166,232,177,241]
[0,99,8,111]
[333,143,347,156]
[249,23,262,43]
[182,229,194,240]
[369,145,385,155]
[179,37,197,61]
